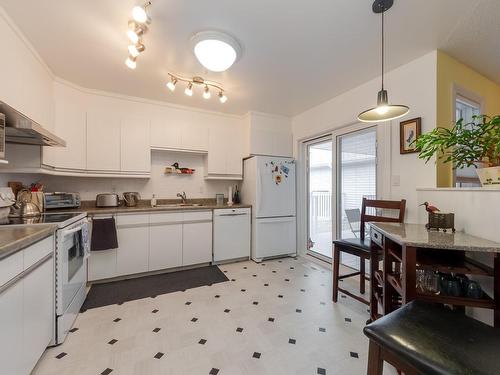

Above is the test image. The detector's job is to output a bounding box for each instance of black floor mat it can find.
[81,266,229,311]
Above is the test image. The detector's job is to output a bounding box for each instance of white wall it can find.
[292,51,438,253]
[0,150,237,201]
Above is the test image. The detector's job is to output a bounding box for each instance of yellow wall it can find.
[436,50,500,187]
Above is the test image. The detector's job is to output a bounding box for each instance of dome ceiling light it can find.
[358,0,409,123]
[166,73,228,104]
[191,31,242,72]
[124,2,152,70]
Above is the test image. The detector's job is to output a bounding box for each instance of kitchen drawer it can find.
[370,227,384,247]
[183,210,212,222]
[149,212,184,225]
[116,213,149,226]
[0,251,23,286]
[23,236,54,270]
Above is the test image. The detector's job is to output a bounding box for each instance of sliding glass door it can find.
[307,137,333,259]
[336,127,377,268]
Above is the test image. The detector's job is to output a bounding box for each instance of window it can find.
[454,94,481,187]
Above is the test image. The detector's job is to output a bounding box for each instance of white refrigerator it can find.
[241,156,296,262]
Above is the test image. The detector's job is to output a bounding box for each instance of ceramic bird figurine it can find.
[420,201,440,213]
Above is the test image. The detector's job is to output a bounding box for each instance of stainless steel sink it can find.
[155,203,203,208]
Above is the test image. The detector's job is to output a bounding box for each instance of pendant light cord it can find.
[381,10,384,90]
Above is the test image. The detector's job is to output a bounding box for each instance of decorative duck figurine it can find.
[420,201,440,213]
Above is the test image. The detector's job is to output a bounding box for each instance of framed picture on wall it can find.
[400,117,421,154]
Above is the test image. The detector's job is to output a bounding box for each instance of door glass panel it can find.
[307,139,332,258]
[337,128,377,268]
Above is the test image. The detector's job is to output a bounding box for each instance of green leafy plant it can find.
[415,115,500,169]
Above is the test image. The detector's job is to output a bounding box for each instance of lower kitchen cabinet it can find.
[0,277,24,375]
[23,257,54,373]
[183,221,212,266]
[88,211,214,281]
[116,227,150,276]
[0,236,55,375]
[149,224,182,270]
[88,249,117,281]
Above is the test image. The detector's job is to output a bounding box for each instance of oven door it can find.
[57,221,89,316]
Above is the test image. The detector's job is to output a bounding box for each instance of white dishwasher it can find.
[213,208,251,263]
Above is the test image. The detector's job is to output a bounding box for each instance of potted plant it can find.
[415,115,500,188]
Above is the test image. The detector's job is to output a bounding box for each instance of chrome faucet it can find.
[177,191,187,204]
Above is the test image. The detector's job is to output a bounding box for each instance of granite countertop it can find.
[50,199,251,215]
[370,223,500,253]
[0,224,57,261]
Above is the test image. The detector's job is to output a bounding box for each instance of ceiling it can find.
[1,0,498,116]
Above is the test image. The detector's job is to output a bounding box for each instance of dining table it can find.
[368,222,500,328]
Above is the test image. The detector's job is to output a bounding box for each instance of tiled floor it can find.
[33,256,397,375]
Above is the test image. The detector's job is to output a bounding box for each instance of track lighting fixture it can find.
[166,73,227,104]
[124,3,152,70]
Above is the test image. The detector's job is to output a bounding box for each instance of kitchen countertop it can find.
[370,222,500,253]
[0,224,57,261]
[50,199,252,215]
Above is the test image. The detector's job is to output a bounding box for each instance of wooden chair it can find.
[332,198,406,305]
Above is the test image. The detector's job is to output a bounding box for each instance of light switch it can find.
[391,175,400,187]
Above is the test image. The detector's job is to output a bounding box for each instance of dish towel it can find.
[91,218,118,251]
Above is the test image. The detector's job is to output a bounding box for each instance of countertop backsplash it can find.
[0,151,240,200]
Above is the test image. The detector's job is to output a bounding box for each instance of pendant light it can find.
[358,0,409,123]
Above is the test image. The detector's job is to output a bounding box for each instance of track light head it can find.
[185,82,193,96]
[203,85,211,99]
[218,91,228,104]
[166,77,177,92]
[125,56,137,69]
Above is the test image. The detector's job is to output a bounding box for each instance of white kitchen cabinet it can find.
[116,214,150,277]
[86,111,121,171]
[121,117,151,173]
[23,257,53,373]
[183,222,212,266]
[88,248,117,281]
[43,82,87,170]
[149,212,183,271]
[205,123,244,178]
[150,117,182,150]
[182,122,209,152]
[247,112,293,157]
[0,277,24,375]
[0,236,54,375]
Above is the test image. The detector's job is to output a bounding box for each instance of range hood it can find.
[1,102,66,147]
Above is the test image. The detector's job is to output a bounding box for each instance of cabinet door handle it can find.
[218,213,248,217]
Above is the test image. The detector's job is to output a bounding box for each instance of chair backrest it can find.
[360,198,406,240]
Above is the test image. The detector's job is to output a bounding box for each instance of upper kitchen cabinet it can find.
[245,112,293,157]
[205,118,244,179]
[150,107,208,153]
[0,13,54,132]
[42,82,87,170]
[120,116,151,173]
[86,110,121,172]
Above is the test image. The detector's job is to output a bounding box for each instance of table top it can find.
[369,223,500,253]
